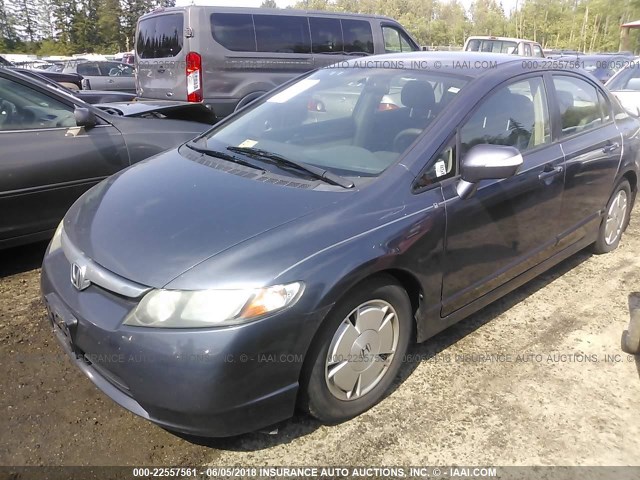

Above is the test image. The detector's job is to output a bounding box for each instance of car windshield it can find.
[607,63,640,91]
[200,67,468,177]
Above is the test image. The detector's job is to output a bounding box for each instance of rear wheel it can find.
[593,180,631,254]
[299,275,412,424]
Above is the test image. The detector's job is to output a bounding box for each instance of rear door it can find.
[136,11,188,100]
[550,73,622,247]
[0,72,129,243]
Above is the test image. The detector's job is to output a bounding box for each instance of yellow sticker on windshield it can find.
[238,139,258,148]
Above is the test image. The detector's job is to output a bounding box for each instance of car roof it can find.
[466,36,539,44]
[334,51,522,78]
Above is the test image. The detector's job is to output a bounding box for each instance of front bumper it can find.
[41,247,327,437]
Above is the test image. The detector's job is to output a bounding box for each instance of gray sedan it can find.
[0,68,213,249]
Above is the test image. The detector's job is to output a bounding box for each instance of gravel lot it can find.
[1,212,639,470]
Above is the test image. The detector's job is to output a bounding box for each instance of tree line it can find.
[2,0,640,56]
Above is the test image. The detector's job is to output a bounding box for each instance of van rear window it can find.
[211,13,374,55]
[136,14,184,59]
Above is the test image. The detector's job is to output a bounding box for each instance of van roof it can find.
[140,6,397,22]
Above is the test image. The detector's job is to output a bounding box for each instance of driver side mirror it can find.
[456,144,523,199]
[74,107,97,129]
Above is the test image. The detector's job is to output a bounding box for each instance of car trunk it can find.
[136,11,190,102]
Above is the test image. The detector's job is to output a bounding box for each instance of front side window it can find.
[533,45,544,57]
[254,15,311,53]
[524,43,532,57]
[198,68,467,178]
[553,75,605,136]
[383,26,415,53]
[460,76,550,156]
[0,77,75,131]
[76,62,100,76]
[136,14,184,59]
[100,62,134,77]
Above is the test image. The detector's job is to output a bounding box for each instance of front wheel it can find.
[298,275,412,424]
[593,180,631,254]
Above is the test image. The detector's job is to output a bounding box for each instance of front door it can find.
[441,75,565,316]
[0,74,129,243]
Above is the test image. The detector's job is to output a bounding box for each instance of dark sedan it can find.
[0,68,212,249]
[41,52,639,437]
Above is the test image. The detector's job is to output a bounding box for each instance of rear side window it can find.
[136,14,184,59]
[524,43,532,56]
[533,45,544,57]
[342,19,374,54]
[310,17,343,53]
[76,63,100,76]
[211,14,374,55]
[553,76,606,136]
[254,15,310,53]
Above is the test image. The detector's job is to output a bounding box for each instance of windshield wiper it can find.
[185,141,265,172]
[227,146,354,189]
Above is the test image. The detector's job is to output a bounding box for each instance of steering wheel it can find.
[393,128,423,153]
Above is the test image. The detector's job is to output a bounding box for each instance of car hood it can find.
[94,100,216,124]
[63,147,349,288]
[610,91,640,114]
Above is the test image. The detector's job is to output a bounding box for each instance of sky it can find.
[174,0,522,15]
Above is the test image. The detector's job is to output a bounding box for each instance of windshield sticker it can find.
[267,79,320,103]
[435,161,447,177]
[238,139,258,148]
[448,86,460,94]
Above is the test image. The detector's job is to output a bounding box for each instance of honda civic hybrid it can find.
[41,52,639,437]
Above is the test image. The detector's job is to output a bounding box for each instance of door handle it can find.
[157,67,166,73]
[602,142,620,153]
[107,79,114,83]
[538,165,564,181]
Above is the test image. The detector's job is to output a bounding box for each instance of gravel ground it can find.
[1,213,639,470]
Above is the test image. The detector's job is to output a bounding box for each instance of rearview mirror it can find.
[456,144,523,199]
[74,107,97,129]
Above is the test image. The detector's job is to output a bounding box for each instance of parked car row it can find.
[2,6,639,440]
[0,67,214,249]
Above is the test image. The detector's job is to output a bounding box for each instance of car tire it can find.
[593,180,631,254]
[298,275,412,424]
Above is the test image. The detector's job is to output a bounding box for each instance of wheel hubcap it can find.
[325,300,399,401]
[604,189,628,246]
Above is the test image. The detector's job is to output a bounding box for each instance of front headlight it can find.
[48,221,64,253]
[123,282,304,328]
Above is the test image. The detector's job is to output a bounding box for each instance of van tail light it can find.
[186,51,203,103]
[378,102,399,111]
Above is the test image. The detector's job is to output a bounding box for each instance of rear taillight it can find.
[378,102,399,111]
[186,51,202,103]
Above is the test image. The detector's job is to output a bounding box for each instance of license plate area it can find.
[44,293,79,357]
